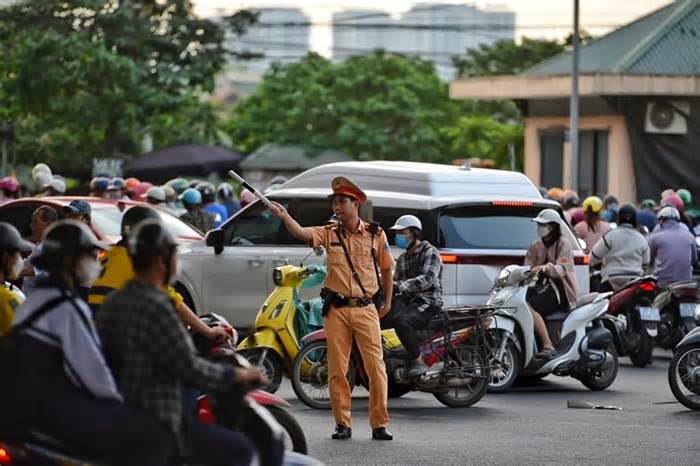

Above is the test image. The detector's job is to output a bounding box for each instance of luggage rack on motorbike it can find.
[437,305,500,326]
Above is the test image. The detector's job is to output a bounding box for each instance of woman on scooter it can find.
[525,209,579,359]
[574,196,609,253]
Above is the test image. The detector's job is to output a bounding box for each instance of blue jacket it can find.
[203,204,228,228]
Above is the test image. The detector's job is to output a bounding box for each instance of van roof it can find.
[282,161,542,198]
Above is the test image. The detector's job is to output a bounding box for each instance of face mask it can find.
[394,233,410,249]
[536,224,553,238]
[77,256,101,284]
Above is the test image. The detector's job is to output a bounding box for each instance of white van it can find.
[176,161,589,328]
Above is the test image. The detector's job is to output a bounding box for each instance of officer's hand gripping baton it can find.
[228,170,273,209]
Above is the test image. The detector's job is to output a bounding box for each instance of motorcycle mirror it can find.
[314,246,324,256]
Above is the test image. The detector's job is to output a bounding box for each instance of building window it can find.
[578,130,609,198]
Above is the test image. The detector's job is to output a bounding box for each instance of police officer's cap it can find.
[329,177,367,204]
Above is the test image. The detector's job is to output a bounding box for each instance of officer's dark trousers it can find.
[31,338,174,466]
[383,298,437,360]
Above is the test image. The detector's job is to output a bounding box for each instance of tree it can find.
[227,51,457,162]
[441,116,524,170]
[0,0,255,174]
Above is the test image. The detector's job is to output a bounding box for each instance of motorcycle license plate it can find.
[679,303,697,318]
[638,306,660,321]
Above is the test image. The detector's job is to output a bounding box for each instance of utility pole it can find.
[570,0,580,193]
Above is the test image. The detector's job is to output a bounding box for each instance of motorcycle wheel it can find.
[667,346,700,410]
[291,340,356,410]
[488,336,520,393]
[265,405,308,454]
[239,349,284,394]
[580,345,619,391]
[628,330,654,368]
[433,345,489,408]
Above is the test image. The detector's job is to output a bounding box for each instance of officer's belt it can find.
[321,287,372,308]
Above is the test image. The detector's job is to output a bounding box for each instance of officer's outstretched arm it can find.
[269,201,313,244]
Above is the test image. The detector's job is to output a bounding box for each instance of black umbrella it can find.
[124,144,244,184]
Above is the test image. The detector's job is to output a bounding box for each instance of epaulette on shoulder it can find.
[365,221,382,235]
[324,223,339,230]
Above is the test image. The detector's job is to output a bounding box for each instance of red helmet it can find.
[125,177,141,191]
[131,181,153,200]
[0,176,19,193]
[663,193,684,211]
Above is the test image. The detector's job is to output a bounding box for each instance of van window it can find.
[374,208,435,244]
[279,199,334,245]
[223,200,285,246]
[438,205,579,251]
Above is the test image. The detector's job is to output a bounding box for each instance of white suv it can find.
[175,161,589,329]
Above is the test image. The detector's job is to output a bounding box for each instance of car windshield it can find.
[439,205,580,251]
[90,204,201,238]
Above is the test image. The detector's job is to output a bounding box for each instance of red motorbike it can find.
[602,276,659,367]
[290,306,493,410]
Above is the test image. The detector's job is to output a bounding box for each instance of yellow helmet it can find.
[582,196,604,214]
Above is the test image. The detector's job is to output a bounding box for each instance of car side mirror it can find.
[205,229,224,255]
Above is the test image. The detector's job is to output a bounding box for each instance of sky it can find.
[194,0,673,56]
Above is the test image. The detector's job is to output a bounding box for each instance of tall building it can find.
[332,3,515,80]
[220,8,311,99]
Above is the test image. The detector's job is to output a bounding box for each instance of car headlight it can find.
[272,268,282,287]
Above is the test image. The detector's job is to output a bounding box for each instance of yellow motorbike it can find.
[238,263,326,393]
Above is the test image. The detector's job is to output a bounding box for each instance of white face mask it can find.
[536,224,553,238]
[78,256,102,284]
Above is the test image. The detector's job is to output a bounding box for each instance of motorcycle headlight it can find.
[496,268,511,287]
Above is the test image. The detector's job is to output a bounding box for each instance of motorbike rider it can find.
[0,223,32,337]
[561,191,580,225]
[95,219,265,466]
[525,209,579,358]
[648,206,698,288]
[88,205,229,342]
[574,196,609,253]
[638,199,658,234]
[11,220,173,465]
[270,176,395,441]
[0,176,20,205]
[602,195,620,224]
[382,215,443,377]
[589,204,650,292]
[20,205,59,295]
[179,187,216,233]
[197,181,227,228]
[218,182,240,219]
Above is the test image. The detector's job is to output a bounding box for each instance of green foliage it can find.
[227,51,457,162]
[0,0,254,174]
[441,116,524,170]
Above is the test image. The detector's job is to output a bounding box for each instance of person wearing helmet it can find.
[648,206,697,288]
[63,199,92,226]
[179,188,216,233]
[0,223,32,336]
[20,206,59,296]
[525,209,578,359]
[124,177,140,199]
[590,204,650,292]
[131,181,153,201]
[561,191,580,225]
[0,176,19,205]
[87,205,227,342]
[602,195,620,223]
[95,220,264,466]
[31,163,52,179]
[165,177,189,194]
[32,171,52,196]
[89,176,111,199]
[145,186,167,206]
[217,182,240,219]
[547,187,564,203]
[42,177,66,197]
[382,215,443,378]
[196,182,226,228]
[239,188,256,208]
[574,196,609,252]
[107,177,128,200]
[660,192,695,233]
[638,199,658,233]
[9,220,173,465]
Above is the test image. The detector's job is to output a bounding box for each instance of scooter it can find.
[602,276,659,367]
[486,265,618,392]
[0,314,307,466]
[237,249,327,393]
[655,281,699,350]
[668,326,700,410]
[290,305,493,409]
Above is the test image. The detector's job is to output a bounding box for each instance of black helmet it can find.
[603,195,619,207]
[196,182,216,204]
[128,219,178,270]
[33,221,107,271]
[0,222,33,254]
[121,205,160,238]
[618,203,638,227]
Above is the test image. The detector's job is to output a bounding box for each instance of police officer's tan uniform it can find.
[307,178,395,431]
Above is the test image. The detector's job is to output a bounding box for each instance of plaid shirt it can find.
[394,240,444,312]
[95,281,236,449]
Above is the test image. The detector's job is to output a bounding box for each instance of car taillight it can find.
[440,254,458,265]
[574,255,589,266]
[638,282,656,293]
[491,201,534,207]
[0,444,12,465]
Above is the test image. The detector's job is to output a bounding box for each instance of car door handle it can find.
[248,259,264,267]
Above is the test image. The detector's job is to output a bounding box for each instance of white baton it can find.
[228,170,274,209]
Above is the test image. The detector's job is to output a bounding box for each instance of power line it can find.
[250,21,621,31]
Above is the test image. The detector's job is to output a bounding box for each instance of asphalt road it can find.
[277,350,698,466]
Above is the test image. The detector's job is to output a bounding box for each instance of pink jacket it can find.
[525,237,579,309]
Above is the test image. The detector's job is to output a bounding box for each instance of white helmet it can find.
[33,172,52,190]
[32,163,52,180]
[532,208,565,227]
[658,206,680,221]
[145,186,166,203]
[390,215,422,231]
[47,177,66,194]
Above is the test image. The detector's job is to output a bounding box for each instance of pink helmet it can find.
[131,181,153,200]
[240,189,256,206]
[0,176,19,193]
[663,193,684,211]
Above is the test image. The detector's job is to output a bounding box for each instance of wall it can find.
[524,115,636,202]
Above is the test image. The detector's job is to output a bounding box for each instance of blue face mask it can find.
[394,233,410,249]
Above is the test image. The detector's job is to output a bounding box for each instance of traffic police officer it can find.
[270,177,395,441]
